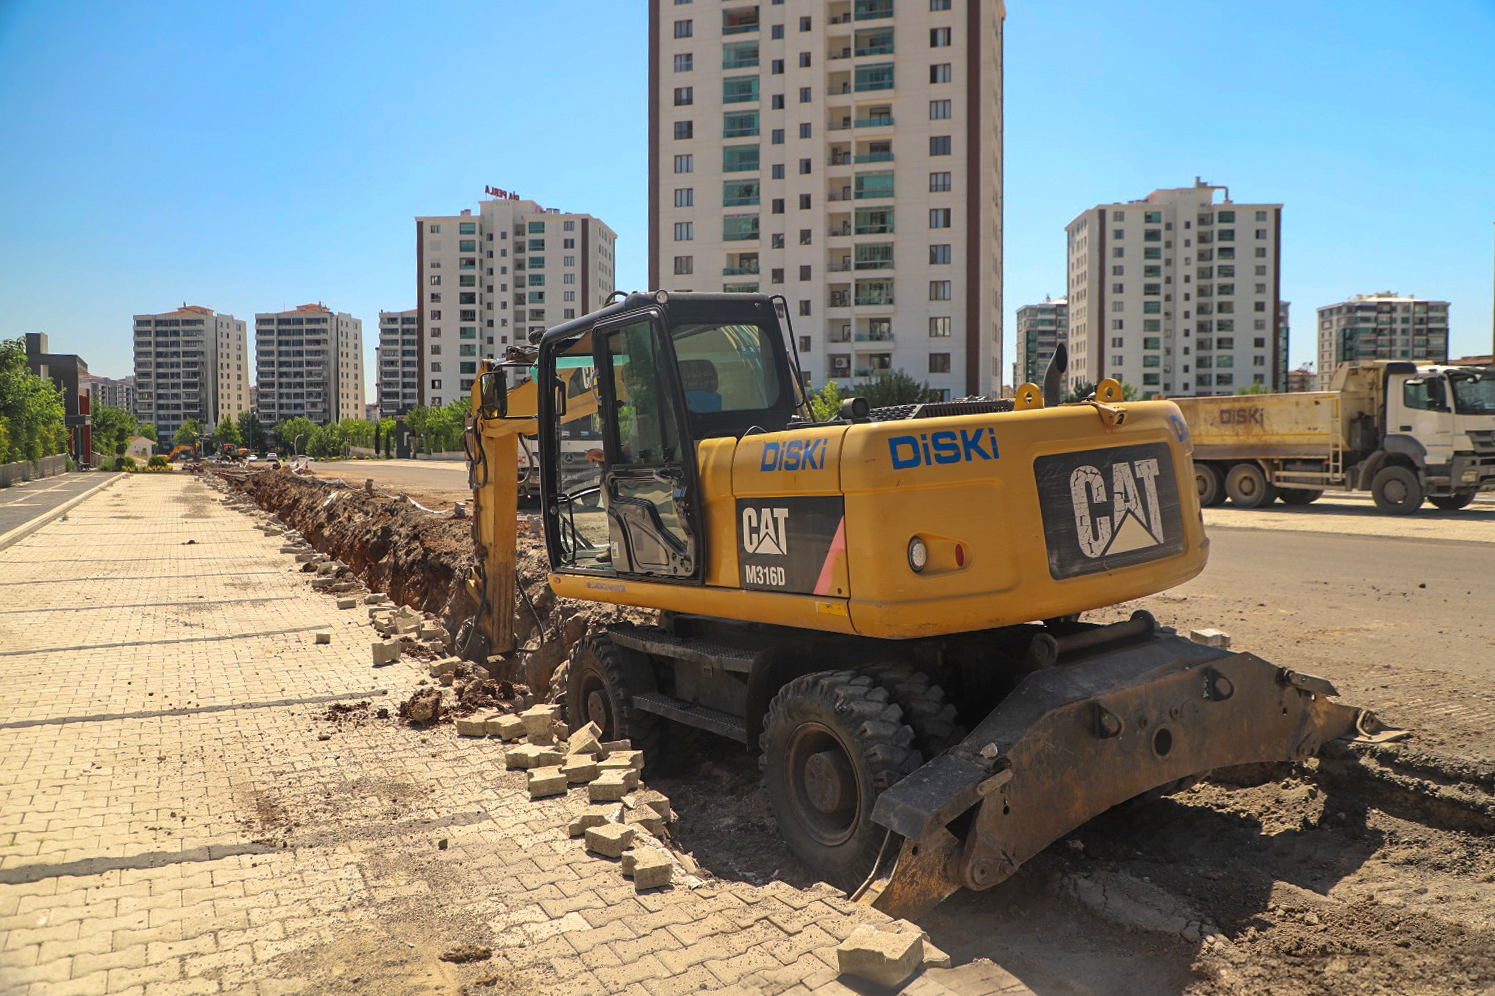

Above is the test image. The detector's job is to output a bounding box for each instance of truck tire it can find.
[862,663,965,757]
[1225,463,1276,509]
[1429,493,1476,511]
[1277,488,1323,506]
[1194,464,1226,507]
[760,670,921,891]
[1371,466,1423,514]
[565,633,656,748]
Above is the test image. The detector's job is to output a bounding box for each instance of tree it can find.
[404,400,468,453]
[92,404,141,457]
[850,369,943,409]
[273,416,317,455]
[0,337,67,464]
[215,416,242,447]
[807,380,842,422]
[236,410,266,451]
[174,417,203,450]
[138,423,157,442]
[1236,383,1273,395]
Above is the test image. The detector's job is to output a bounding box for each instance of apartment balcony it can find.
[828,222,853,238]
[853,294,895,307]
[855,330,895,342]
[828,292,852,309]
[722,264,760,276]
[854,115,894,129]
[855,151,893,164]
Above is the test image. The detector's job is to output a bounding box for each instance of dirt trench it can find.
[213,467,653,693]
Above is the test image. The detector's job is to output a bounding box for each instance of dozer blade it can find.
[862,631,1400,919]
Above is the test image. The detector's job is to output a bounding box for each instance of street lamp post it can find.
[294,433,308,457]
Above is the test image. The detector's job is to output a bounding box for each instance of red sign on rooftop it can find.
[485,185,521,200]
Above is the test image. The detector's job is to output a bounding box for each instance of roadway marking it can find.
[0,688,388,732]
[0,623,331,658]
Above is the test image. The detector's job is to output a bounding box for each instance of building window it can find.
[929,99,951,119]
[799,265,812,281]
[854,62,894,91]
[723,41,758,68]
[929,353,951,373]
[930,27,952,47]
[723,75,759,103]
[674,187,694,207]
[929,244,951,265]
[771,198,785,214]
[930,0,951,8]
[771,268,784,284]
[674,256,693,275]
[799,86,812,102]
[929,171,951,192]
[929,208,951,229]
[674,154,694,173]
[799,52,812,68]
[674,120,694,140]
[799,158,812,174]
[930,317,951,337]
[929,280,952,301]
[930,63,951,84]
[800,336,812,352]
[674,86,693,106]
[799,122,812,139]
[772,164,785,179]
[673,19,692,37]
[674,221,694,241]
[771,23,783,38]
[930,136,951,156]
[723,214,760,241]
[799,15,812,29]
[724,145,760,172]
[724,110,760,137]
[799,300,811,316]
[771,58,784,73]
[772,128,785,144]
[429,223,441,233]
[799,193,812,209]
[771,94,784,109]
[725,179,761,206]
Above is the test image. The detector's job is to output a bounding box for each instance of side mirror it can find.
[479,371,507,419]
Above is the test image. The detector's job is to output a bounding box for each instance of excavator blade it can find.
[865,632,1401,919]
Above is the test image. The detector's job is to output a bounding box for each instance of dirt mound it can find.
[399,688,444,727]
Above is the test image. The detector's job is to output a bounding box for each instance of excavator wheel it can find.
[561,635,677,775]
[862,663,966,757]
[760,671,922,892]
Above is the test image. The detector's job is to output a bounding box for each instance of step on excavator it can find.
[460,291,1396,918]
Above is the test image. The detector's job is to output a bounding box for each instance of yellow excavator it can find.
[462,291,1392,917]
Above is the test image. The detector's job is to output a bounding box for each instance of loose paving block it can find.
[562,755,600,784]
[528,766,568,799]
[487,713,526,741]
[589,769,636,802]
[584,822,636,858]
[429,658,459,678]
[504,744,563,770]
[295,552,318,563]
[630,789,672,821]
[566,721,602,757]
[455,714,493,737]
[520,704,561,738]
[313,632,331,644]
[365,593,391,605]
[599,739,632,757]
[836,925,923,988]
[625,809,668,840]
[923,942,952,969]
[599,751,645,772]
[1190,628,1231,649]
[316,561,340,576]
[372,640,402,666]
[630,848,673,890]
[527,726,556,747]
[337,597,358,609]
[568,805,621,837]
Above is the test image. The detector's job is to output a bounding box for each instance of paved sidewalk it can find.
[0,473,117,546]
[0,474,1034,996]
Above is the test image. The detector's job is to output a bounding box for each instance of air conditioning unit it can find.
[833,357,850,370]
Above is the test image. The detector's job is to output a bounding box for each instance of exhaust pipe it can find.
[1041,343,1068,407]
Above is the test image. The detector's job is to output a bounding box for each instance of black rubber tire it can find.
[564,633,647,745]
[1225,463,1276,509]
[1371,465,1423,515]
[1194,463,1226,507]
[1277,488,1323,506]
[862,663,966,757]
[1429,493,1476,511]
[759,671,921,891]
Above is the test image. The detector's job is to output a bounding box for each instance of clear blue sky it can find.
[2,0,1493,391]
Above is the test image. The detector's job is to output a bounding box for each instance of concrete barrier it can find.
[0,453,68,488]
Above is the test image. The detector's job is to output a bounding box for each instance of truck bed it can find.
[1173,392,1341,460]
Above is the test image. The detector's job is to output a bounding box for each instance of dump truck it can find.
[460,292,1393,917]
[1174,360,1495,513]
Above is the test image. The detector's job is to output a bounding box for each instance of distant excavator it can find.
[459,291,1394,916]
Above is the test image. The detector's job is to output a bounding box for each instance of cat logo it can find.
[741,506,790,556]
[1070,458,1165,559]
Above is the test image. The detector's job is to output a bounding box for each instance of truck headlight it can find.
[908,536,928,573]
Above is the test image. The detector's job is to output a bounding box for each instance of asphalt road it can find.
[0,472,113,540]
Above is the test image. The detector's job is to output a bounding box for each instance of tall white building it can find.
[1014,297,1066,388]
[649,0,1004,400]
[1065,179,1283,397]
[132,305,249,439]
[253,304,365,426]
[415,195,617,409]
[82,374,136,414]
[377,309,420,416]
[1316,293,1450,388]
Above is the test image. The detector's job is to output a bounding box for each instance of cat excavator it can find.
[461,291,1394,918]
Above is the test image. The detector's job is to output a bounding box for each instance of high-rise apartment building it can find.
[416,195,617,409]
[82,374,136,414]
[377,309,420,416]
[1065,179,1283,397]
[1014,297,1066,388]
[649,0,1004,399]
[132,305,249,438]
[1315,293,1450,389]
[253,304,365,425]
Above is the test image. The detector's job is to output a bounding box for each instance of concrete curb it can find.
[0,472,125,553]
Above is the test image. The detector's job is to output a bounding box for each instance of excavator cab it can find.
[535,294,800,581]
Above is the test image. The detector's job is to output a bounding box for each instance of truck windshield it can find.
[1449,371,1495,415]
[670,322,781,413]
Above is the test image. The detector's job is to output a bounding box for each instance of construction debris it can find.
[836,924,925,988]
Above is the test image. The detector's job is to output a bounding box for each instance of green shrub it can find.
[147,455,169,470]
[118,456,137,471]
